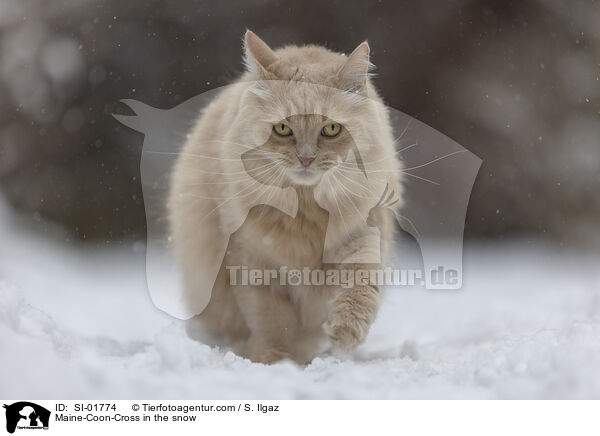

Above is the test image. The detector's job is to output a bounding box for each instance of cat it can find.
[168,30,402,364]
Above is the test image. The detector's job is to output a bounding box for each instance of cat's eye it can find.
[321,123,342,137]
[273,123,293,137]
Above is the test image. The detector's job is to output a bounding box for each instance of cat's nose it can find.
[297,155,316,168]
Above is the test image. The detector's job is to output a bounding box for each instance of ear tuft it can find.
[338,41,373,92]
[244,30,278,78]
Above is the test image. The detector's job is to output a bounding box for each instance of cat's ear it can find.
[244,30,278,79]
[338,41,372,92]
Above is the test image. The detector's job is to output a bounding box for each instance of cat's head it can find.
[236,31,385,188]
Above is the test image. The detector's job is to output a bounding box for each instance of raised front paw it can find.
[324,285,379,350]
[324,311,370,351]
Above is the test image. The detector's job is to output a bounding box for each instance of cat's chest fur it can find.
[227,192,329,269]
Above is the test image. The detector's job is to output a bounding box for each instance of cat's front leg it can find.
[325,283,379,350]
[233,285,298,364]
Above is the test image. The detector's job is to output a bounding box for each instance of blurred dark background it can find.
[1,0,598,247]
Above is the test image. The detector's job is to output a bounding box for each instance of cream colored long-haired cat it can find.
[168,31,402,364]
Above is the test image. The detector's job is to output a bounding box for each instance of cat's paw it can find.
[247,348,293,365]
[246,336,294,364]
[324,311,369,351]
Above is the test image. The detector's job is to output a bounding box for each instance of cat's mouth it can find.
[287,166,324,186]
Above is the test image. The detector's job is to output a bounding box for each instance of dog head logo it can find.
[3,402,50,433]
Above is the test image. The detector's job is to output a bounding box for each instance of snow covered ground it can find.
[1,199,600,399]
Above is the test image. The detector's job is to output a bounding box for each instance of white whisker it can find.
[402,150,467,171]
[325,176,351,241]
[330,172,366,219]
[144,150,279,162]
